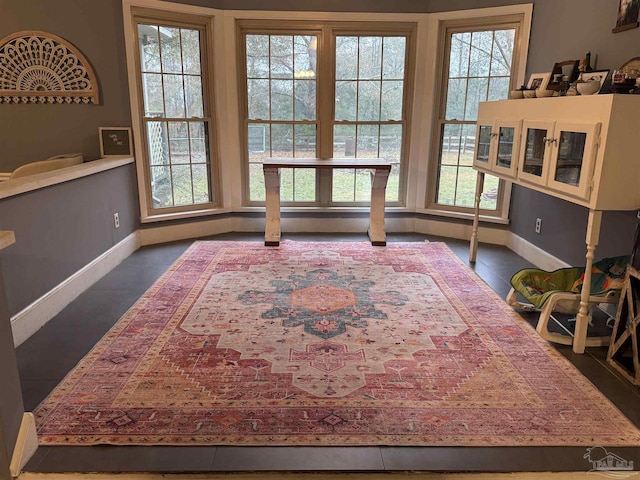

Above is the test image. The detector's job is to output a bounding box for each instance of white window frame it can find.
[237,21,416,208]
[416,5,532,225]
[123,1,531,226]
[123,0,225,223]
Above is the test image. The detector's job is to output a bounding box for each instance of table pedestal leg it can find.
[469,171,485,263]
[263,166,281,246]
[573,209,602,354]
[368,168,390,246]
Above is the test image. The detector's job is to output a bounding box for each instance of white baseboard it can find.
[507,232,571,271]
[414,217,510,245]
[10,412,37,478]
[10,218,566,348]
[140,214,471,246]
[11,232,140,347]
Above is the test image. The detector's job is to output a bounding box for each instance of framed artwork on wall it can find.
[614,0,640,32]
[99,127,133,157]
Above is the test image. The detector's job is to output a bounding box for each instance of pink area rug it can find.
[34,241,640,446]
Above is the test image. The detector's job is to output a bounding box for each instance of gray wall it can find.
[510,0,640,265]
[0,164,138,316]
[0,0,131,170]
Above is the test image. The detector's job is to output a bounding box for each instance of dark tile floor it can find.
[18,233,640,473]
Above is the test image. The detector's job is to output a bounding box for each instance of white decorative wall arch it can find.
[0,30,100,104]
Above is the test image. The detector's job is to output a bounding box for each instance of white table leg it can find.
[263,166,281,246]
[573,209,602,354]
[469,171,485,263]
[368,167,390,246]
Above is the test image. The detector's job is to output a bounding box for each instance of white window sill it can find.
[140,207,234,224]
[418,207,510,225]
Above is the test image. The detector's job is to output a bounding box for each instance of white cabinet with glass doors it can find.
[474,119,521,179]
[469,94,640,354]
[519,121,600,201]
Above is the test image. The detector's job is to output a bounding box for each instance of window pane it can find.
[382,37,405,80]
[181,29,201,75]
[490,30,514,76]
[336,36,358,80]
[185,76,204,118]
[248,123,269,162]
[192,164,211,204]
[355,169,372,201]
[469,31,492,77]
[359,37,382,80]
[333,168,356,202]
[380,124,402,162]
[142,73,164,116]
[460,124,476,166]
[271,35,293,79]
[271,79,293,120]
[249,163,265,201]
[294,35,317,79]
[189,122,208,163]
[281,168,294,201]
[381,80,403,121]
[160,27,183,74]
[335,81,357,121]
[454,166,478,207]
[449,32,470,78]
[294,124,316,158]
[437,165,458,205]
[168,122,189,164]
[138,25,161,73]
[464,77,488,121]
[386,162,400,202]
[147,121,169,166]
[163,74,185,117]
[151,166,173,207]
[441,124,463,166]
[358,80,381,121]
[247,35,269,78]
[172,164,194,205]
[294,80,316,120]
[357,124,379,158]
[488,76,509,102]
[480,174,499,209]
[445,78,467,120]
[294,169,315,201]
[272,124,293,157]
[334,124,356,158]
[248,79,270,119]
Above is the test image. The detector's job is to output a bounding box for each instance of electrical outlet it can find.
[114,213,120,229]
[535,217,541,234]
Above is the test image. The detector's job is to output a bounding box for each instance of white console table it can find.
[263,158,391,246]
[470,95,640,353]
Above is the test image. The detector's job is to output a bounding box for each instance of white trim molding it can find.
[10,412,37,478]
[11,232,140,347]
[506,231,571,271]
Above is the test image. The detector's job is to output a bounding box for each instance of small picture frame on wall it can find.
[527,72,551,90]
[614,0,640,32]
[99,127,133,157]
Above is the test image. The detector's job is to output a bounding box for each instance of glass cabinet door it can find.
[492,120,521,178]
[547,122,600,200]
[518,121,553,186]
[474,124,493,167]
